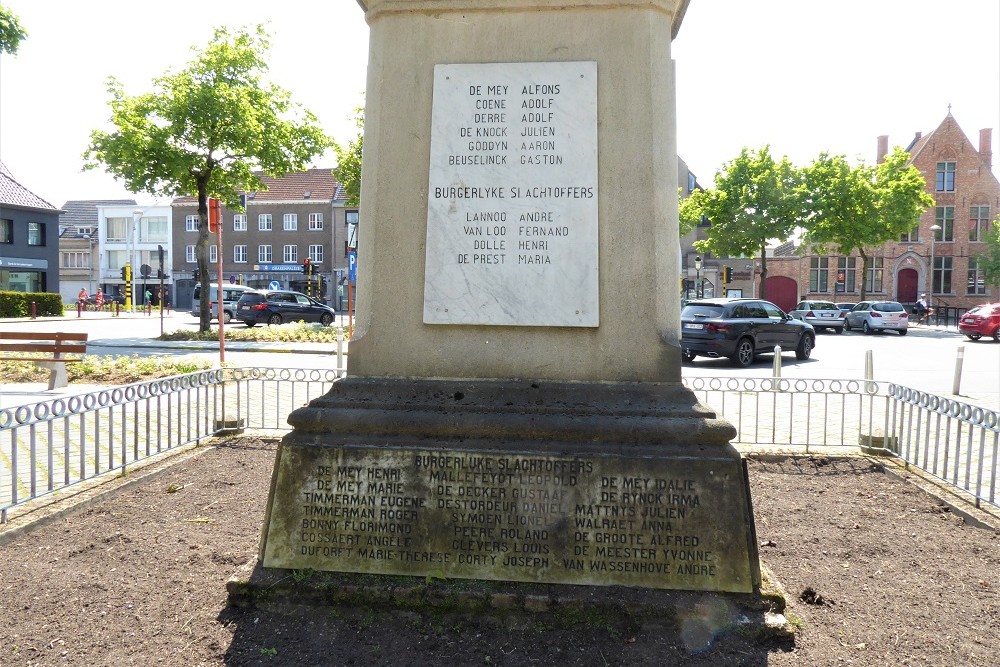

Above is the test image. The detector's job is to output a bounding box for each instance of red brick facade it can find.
[793,113,999,313]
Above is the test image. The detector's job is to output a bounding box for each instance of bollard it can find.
[864,349,876,394]
[952,346,965,395]
[31,301,37,319]
[77,302,82,318]
[772,345,782,377]
[115,301,120,317]
[337,328,344,371]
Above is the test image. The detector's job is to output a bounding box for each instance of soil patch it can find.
[1,438,997,666]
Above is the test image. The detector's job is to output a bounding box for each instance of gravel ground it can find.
[0,437,997,666]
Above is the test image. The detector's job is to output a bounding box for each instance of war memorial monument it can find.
[255,0,761,596]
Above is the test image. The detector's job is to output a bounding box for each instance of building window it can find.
[968,258,987,295]
[106,217,128,242]
[308,212,324,231]
[234,245,247,263]
[283,245,298,263]
[185,215,199,232]
[61,251,90,268]
[27,222,43,246]
[835,257,856,293]
[258,214,272,231]
[309,244,324,263]
[809,257,829,293]
[186,245,196,263]
[934,207,954,241]
[283,213,297,231]
[932,256,952,295]
[209,245,218,263]
[258,245,272,263]
[144,217,169,242]
[935,161,956,192]
[899,214,920,243]
[0,219,12,243]
[233,214,247,232]
[865,257,884,293]
[969,205,990,242]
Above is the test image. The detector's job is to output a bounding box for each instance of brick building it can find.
[768,111,998,314]
[171,169,353,309]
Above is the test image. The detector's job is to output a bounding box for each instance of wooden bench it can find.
[0,331,89,390]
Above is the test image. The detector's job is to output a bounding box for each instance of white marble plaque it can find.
[423,61,599,327]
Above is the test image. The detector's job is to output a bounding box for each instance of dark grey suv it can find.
[680,298,816,367]
[235,290,336,327]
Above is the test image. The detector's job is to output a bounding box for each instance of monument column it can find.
[257,0,761,594]
[350,0,687,382]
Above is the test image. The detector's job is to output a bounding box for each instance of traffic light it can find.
[723,266,733,284]
[302,258,311,274]
[120,266,127,280]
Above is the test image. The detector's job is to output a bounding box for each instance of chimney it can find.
[980,128,993,168]
[876,135,889,164]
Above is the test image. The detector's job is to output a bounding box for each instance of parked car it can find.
[835,302,856,314]
[680,298,816,368]
[191,283,254,323]
[788,300,845,334]
[844,301,909,335]
[235,289,336,327]
[958,303,1000,341]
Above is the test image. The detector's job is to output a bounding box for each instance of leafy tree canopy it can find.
[800,147,933,299]
[84,25,331,331]
[688,146,802,299]
[332,106,364,207]
[974,216,1000,297]
[0,4,27,55]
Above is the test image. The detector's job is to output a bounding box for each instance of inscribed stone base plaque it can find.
[259,378,760,594]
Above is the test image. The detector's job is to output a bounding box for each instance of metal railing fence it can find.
[683,376,998,510]
[2,370,996,523]
[1,367,342,523]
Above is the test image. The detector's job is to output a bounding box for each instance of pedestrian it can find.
[95,288,105,310]
[914,294,930,324]
[77,287,88,307]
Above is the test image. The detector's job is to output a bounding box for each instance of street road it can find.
[681,325,1000,412]
[2,312,998,411]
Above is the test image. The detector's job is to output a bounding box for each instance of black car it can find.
[235,290,336,327]
[680,298,816,368]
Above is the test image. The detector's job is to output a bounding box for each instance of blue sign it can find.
[268,280,281,290]
[257,264,301,272]
[348,251,357,283]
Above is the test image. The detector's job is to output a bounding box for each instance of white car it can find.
[844,301,909,335]
[788,300,845,334]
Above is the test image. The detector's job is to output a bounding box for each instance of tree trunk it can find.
[858,249,870,302]
[196,180,211,333]
[758,245,768,300]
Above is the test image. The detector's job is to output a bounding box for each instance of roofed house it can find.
[0,162,62,295]
[767,111,999,318]
[58,199,137,305]
[170,168,351,309]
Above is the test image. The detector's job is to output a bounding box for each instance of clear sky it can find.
[0,0,997,208]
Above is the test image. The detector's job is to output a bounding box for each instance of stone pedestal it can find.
[256,0,761,595]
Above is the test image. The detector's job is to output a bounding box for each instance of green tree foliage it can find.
[0,4,27,55]
[677,187,701,237]
[332,106,364,207]
[974,217,1000,297]
[84,26,330,331]
[800,148,933,300]
[688,146,802,299]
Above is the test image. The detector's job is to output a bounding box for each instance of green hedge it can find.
[0,290,65,317]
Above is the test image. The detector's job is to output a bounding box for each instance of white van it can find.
[190,284,253,323]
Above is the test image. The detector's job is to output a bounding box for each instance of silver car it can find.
[788,300,845,334]
[844,301,909,335]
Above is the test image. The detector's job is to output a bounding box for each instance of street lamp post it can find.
[131,208,143,312]
[928,223,942,318]
[694,255,703,299]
